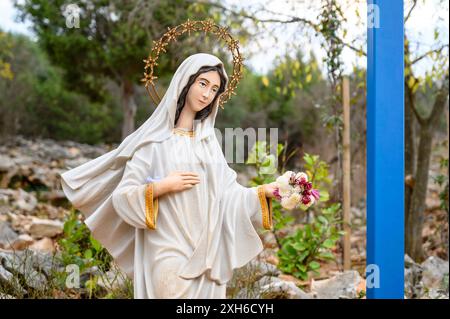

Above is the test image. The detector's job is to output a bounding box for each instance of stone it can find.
[421,256,449,289]
[97,269,128,291]
[246,259,281,278]
[0,221,18,249]
[14,189,37,213]
[257,276,315,299]
[29,237,55,253]
[0,250,47,291]
[0,249,64,294]
[310,270,363,299]
[261,231,278,249]
[28,218,63,238]
[0,155,14,171]
[9,234,34,250]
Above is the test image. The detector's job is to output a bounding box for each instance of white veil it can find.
[59,53,229,278]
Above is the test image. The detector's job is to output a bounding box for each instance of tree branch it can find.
[411,44,449,65]
[197,0,366,56]
[424,72,450,126]
[405,0,418,23]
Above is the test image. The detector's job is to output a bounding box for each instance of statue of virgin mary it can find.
[59,53,276,299]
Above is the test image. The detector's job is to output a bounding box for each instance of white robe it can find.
[110,129,272,298]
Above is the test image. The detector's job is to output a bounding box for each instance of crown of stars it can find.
[141,19,244,109]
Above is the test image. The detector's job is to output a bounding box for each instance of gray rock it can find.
[257,276,315,299]
[424,287,449,299]
[0,292,16,299]
[0,263,14,282]
[14,189,37,212]
[0,221,18,248]
[311,270,363,299]
[404,254,425,298]
[0,249,64,294]
[97,269,128,291]
[247,259,281,278]
[421,256,449,289]
[0,250,48,290]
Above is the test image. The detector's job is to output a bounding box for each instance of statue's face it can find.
[186,70,221,112]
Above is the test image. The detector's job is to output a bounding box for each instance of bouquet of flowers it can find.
[273,171,320,210]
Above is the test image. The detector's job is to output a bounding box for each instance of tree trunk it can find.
[406,75,449,262]
[407,124,432,262]
[121,79,137,141]
[404,82,416,255]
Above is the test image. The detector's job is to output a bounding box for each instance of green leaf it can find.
[277,143,284,156]
[293,242,307,251]
[322,239,335,249]
[318,251,335,260]
[90,236,101,251]
[298,251,309,262]
[304,154,314,166]
[299,272,308,281]
[84,249,93,259]
[317,215,328,225]
[298,264,307,272]
[286,244,297,255]
[308,261,320,270]
[319,190,329,202]
[305,73,312,83]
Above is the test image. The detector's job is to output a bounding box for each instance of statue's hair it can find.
[175,64,227,125]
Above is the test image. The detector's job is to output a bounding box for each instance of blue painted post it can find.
[366,0,404,298]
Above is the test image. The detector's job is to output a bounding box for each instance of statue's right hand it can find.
[162,171,200,193]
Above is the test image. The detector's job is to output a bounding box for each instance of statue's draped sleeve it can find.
[111,144,159,230]
[220,162,273,231]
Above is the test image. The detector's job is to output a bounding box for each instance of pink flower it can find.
[311,189,320,200]
[273,187,282,201]
[301,195,311,205]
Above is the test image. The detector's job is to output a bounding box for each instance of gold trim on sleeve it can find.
[257,185,273,230]
[145,183,159,230]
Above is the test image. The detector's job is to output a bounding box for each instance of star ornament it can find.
[183,19,197,36]
[201,19,215,34]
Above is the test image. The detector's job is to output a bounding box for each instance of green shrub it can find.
[246,141,344,281]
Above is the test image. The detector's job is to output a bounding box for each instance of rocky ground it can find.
[0,135,448,299]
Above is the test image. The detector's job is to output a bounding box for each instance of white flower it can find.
[275,174,289,186]
[276,174,292,197]
[281,193,301,210]
[295,172,308,182]
[282,171,295,179]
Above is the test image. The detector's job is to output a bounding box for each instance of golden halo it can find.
[141,18,244,110]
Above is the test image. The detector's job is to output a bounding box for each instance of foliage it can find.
[276,153,341,281]
[57,208,113,277]
[0,32,121,143]
[433,156,449,212]
[246,141,295,231]
[246,141,343,281]
[277,202,344,281]
[0,30,14,80]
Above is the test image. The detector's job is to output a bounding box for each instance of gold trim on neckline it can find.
[172,128,195,137]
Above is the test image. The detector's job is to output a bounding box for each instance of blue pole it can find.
[366,0,404,299]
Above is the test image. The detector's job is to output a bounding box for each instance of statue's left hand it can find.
[262,182,278,199]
